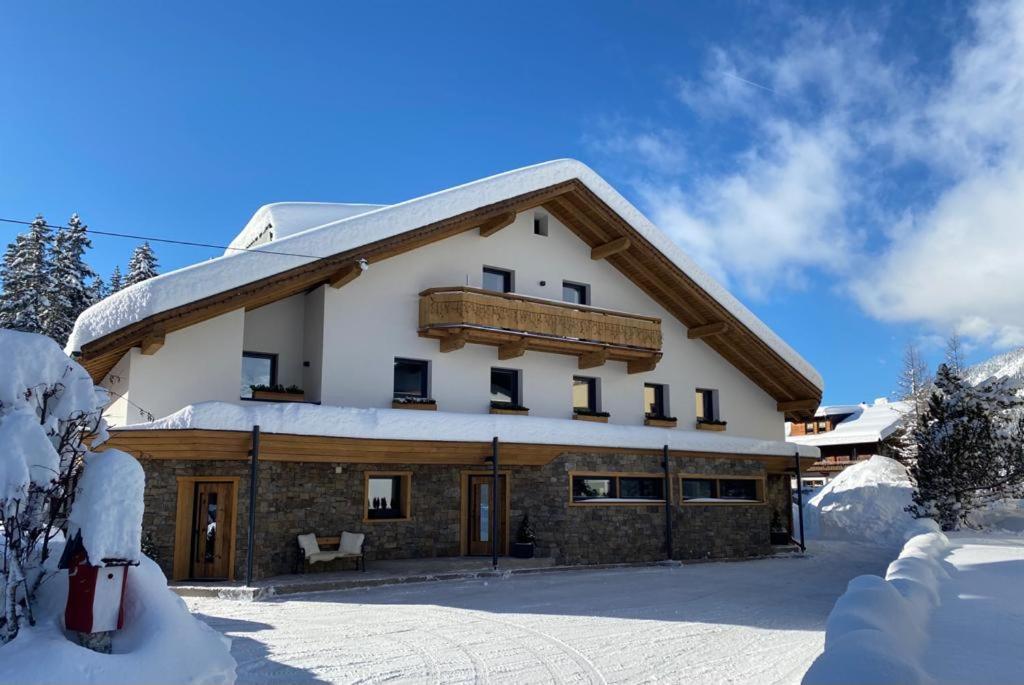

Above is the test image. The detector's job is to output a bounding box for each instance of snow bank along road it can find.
[187,543,891,685]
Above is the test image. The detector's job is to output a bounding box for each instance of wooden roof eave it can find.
[77,179,821,415]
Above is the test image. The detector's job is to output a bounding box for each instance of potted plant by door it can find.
[770,511,791,545]
[510,513,536,559]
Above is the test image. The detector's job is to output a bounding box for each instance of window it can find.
[533,213,549,236]
[482,266,513,293]
[365,473,411,521]
[804,422,815,433]
[817,420,828,432]
[572,376,598,413]
[241,352,277,398]
[393,358,429,399]
[490,368,521,404]
[681,475,764,504]
[695,388,717,421]
[562,281,590,306]
[571,473,665,503]
[644,383,667,417]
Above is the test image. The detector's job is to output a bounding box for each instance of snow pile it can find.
[803,456,914,546]
[965,497,1024,532]
[0,408,61,500]
[128,400,820,458]
[68,450,145,562]
[66,159,822,392]
[803,519,951,685]
[0,548,236,685]
[226,201,388,254]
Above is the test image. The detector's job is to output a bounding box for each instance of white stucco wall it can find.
[115,309,245,424]
[302,286,326,403]
[319,211,784,440]
[243,294,307,390]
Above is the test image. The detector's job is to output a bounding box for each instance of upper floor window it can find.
[817,420,828,432]
[572,376,598,413]
[241,351,277,398]
[394,358,429,399]
[490,367,521,405]
[533,213,549,236]
[695,388,717,421]
[562,281,590,306]
[482,266,513,293]
[644,383,667,418]
[804,421,815,433]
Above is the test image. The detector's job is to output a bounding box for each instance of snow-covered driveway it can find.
[188,544,892,685]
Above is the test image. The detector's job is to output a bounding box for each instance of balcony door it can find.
[465,474,507,556]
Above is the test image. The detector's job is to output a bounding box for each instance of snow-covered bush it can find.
[907,364,1024,530]
[0,329,108,641]
[804,456,915,547]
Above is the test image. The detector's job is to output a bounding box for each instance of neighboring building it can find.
[69,160,823,582]
[787,398,908,484]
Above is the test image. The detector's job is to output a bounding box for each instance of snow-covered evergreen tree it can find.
[45,213,97,345]
[89,275,107,304]
[0,215,53,334]
[907,364,1024,530]
[108,265,123,293]
[945,333,967,376]
[124,242,158,287]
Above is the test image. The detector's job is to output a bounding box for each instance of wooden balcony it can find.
[418,287,662,372]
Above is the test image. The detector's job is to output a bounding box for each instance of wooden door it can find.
[190,481,234,580]
[467,475,506,556]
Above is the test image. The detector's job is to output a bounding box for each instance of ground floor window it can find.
[680,475,764,504]
[571,473,665,504]
[365,472,412,521]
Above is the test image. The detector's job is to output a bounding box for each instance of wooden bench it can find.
[296,532,366,573]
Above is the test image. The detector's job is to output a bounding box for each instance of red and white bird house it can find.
[60,534,131,634]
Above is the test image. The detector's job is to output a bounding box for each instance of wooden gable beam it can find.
[139,333,165,355]
[627,354,661,375]
[776,399,820,414]
[498,338,527,360]
[578,349,609,370]
[687,322,730,340]
[439,330,469,353]
[478,211,517,237]
[329,263,363,289]
[590,236,631,260]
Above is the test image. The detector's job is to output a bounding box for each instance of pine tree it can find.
[907,364,1024,530]
[0,215,53,334]
[89,275,107,304]
[945,333,966,376]
[893,342,933,465]
[108,265,123,293]
[45,213,97,345]
[124,242,158,287]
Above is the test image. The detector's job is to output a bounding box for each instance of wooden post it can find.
[246,425,260,585]
[491,437,499,570]
[794,449,805,553]
[663,445,673,560]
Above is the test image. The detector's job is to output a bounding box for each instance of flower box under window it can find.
[644,415,677,428]
[250,385,305,402]
[696,418,727,432]
[392,397,437,410]
[573,409,610,423]
[490,401,529,416]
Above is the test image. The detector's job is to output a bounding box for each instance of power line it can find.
[0,216,323,260]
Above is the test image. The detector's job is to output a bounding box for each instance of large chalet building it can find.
[69,160,822,582]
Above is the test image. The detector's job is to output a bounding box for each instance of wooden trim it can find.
[251,390,305,402]
[459,470,511,556]
[172,476,240,582]
[578,349,609,370]
[362,471,413,523]
[627,356,661,375]
[439,330,469,353]
[568,470,667,506]
[777,399,820,413]
[489,407,529,415]
[644,418,677,428]
[478,211,517,237]
[418,285,661,323]
[679,473,766,505]
[329,263,363,289]
[390,401,438,410]
[572,413,608,423]
[687,322,729,340]
[590,236,631,260]
[139,333,164,355]
[498,338,528,360]
[696,422,727,432]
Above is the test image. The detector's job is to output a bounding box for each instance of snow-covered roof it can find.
[123,401,820,458]
[227,202,388,255]
[787,398,909,448]
[67,159,822,392]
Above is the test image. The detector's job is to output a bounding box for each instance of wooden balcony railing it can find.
[418,287,662,372]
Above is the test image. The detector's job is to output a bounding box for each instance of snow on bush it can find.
[803,455,915,546]
[0,329,236,683]
[803,520,951,685]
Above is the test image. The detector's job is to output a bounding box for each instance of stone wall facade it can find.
[141,451,780,581]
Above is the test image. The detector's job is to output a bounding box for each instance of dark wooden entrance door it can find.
[467,475,506,556]
[190,481,234,580]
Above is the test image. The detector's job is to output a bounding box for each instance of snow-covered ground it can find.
[187,543,893,685]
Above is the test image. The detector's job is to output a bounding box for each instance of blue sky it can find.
[3,1,1023,405]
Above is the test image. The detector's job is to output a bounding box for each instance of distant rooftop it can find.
[787,398,909,447]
